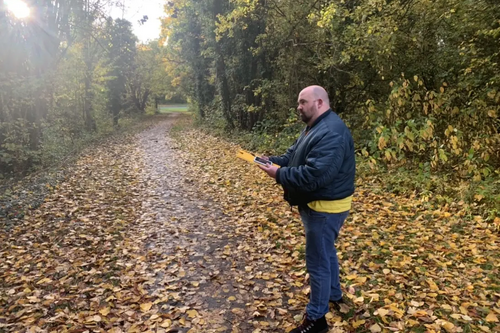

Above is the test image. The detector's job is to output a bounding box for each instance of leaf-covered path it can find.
[1,115,499,333]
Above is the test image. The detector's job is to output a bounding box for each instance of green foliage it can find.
[163,0,499,215]
[355,156,500,221]
[0,119,38,170]
[130,42,186,114]
[0,1,177,175]
[362,77,499,180]
[103,18,137,126]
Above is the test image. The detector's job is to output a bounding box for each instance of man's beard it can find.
[299,106,315,123]
[300,112,310,123]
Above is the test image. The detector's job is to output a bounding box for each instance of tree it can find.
[128,41,184,114]
[160,0,499,179]
[0,0,150,174]
[103,18,137,126]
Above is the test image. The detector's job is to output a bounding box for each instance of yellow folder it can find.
[236,149,281,167]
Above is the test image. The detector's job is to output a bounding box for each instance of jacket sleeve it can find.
[268,139,298,167]
[276,131,345,192]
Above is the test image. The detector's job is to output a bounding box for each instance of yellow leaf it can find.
[407,319,419,327]
[427,279,439,291]
[36,278,52,285]
[352,319,365,328]
[479,326,491,332]
[191,281,200,287]
[413,310,428,317]
[356,276,367,284]
[160,319,172,328]
[383,269,390,274]
[187,309,198,318]
[99,307,110,316]
[486,312,499,322]
[441,304,452,311]
[140,302,153,312]
[440,320,455,332]
[228,296,236,301]
[378,136,386,150]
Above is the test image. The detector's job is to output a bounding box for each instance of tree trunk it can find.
[82,0,96,132]
[212,0,234,129]
[84,68,97,131]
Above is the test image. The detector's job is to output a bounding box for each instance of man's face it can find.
[297,91,318,124]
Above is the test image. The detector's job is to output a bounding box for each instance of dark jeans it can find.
[299,205,349,320]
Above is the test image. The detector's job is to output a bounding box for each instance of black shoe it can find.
[329,297,345,312]
[290,314,329,333]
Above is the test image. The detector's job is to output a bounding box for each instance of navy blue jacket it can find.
[269,110,355,206]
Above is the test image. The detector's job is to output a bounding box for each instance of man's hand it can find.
[258,163,278,179]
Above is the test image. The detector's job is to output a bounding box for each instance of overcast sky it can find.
[108,0,164,42]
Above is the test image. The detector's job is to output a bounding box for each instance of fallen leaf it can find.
[352,319,365,328]
[99,307,110,316]
[187,309,198,318]
[140,302,153,312]
[376,308,389,317]
[486,312,499,322]
[160,319,172,328]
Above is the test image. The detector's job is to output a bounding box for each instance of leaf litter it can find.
[0,114,499,333]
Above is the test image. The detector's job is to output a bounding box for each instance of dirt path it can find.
[134,115,281,332]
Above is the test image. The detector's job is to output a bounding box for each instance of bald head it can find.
[297,85,331,126]
[308,85,330,107]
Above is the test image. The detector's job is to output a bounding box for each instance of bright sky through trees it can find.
[108,0,164,42]
[4,0,30,18]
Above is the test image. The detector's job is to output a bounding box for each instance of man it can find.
[259,85,355,333]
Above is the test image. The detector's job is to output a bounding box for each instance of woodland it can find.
[0,0,499,332]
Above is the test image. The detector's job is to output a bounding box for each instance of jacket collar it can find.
[306,109,333,132]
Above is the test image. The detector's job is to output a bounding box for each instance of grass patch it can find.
[158,104,190,113]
